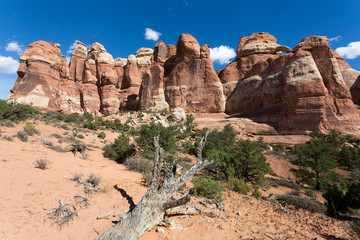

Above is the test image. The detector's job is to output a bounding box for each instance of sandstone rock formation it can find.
[163,34,226,113]
[221,34,360,134]
[7,33,360,135]
[8,41,82,113]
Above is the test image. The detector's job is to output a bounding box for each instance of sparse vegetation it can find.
[98,131,106,139]
[86,173,102,187]
[268,178,301,191]
[49,200,77,228]
[24,123,40,136]
[34,158,51,170]
[0,119,14,127]
[276,192,326,213]
[192,176,223,202]
[17,131,28,142]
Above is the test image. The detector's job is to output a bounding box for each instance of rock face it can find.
[7,33,360,135]
[164,34,225,113]
[221,34,360,134]
[9,41,82,113]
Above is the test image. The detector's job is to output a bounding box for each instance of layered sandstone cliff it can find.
[7,33,360,134]
[221,33,360,134]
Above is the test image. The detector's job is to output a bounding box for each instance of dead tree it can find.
[97,133,210,240]
[65,144,92,159]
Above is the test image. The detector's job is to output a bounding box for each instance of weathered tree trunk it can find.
[96,133,210,240]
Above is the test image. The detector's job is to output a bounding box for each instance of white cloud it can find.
[5,41,23,55]
[329,35,342,43]
[336,41,360,59]
[145,28,161,41]
[209,45,236,65]
[0,56,19,74]
[67,40,80,54]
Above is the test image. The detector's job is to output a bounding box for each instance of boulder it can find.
[171,108,186,121]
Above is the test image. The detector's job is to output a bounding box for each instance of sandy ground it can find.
[0,120,356,240]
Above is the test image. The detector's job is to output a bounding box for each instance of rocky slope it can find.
[7,33,360,134]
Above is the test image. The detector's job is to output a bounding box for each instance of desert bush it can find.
[86,173,102,187]
[3,135,13,141]
[134,122,178,158]
[268,178,301,191]
[76,134,85,139]
[192,176,223,202]
[0,119,14,127]
[181,140,196,154]
[42,111,66,122]
[34,158,51,170]
[0,100,40,121]
[103,134,136,163]
[42,139,64,152]
[125,156,152,173]
[83,120,100,130]
[71,173,83,183]
[60,124,70,130]
[50,133,63,139]
[24,123,40,136]
[209,139,273,183]
[227,177,252,194]
[17,131,28,142]
[305,189,316,199]
[277,193,326,213]
[252,185,262,198]
[98,132,106,139]
[64,113,85,124]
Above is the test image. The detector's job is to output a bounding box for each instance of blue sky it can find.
[0,0,359,100]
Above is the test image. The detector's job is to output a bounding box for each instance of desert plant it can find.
[227,177,252,194]
[49,200,77,228]
[104,134,136,163]
[3,135,13,141]
[98,131,106,139]
[192,176,223,202]
[34,158,51,170]
[0,119,14,127]
[125,157,152,173]
[202,124,236,157]
[17,131,28,142]
[76,134,85,139]
[292,131,338,190]
[252,185,262,198]
[268,178,301,191]
[276,193,326,213]
[24,123,40,136]
[86,173,102,187]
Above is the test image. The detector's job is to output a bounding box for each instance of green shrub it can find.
[98,132,106,139]
[0,100,40,121]
[134,122,178,158]
[17,131,28,142]
[192,176,223,201]
[42,111,65,122]
[227,177,252,194]
[83,121,100,130]
[64,113,85,124]
[277,193,326,213]
[104,134,136,163]
[268,178,301,191]
[203,124,236,157]
[252,185,262,198]
[24,123,40,136]
[324,181,360,216]
[83,112,93,122]
[291,131,338,190]
[60,124,70,130]
[209,139,272,182]
[182,140,196,154]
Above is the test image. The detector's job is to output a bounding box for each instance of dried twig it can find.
[97,209,115,220]
[74,194,90,208]
[49,200,78,228]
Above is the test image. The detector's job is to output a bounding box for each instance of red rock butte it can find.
[7,33,360,135]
